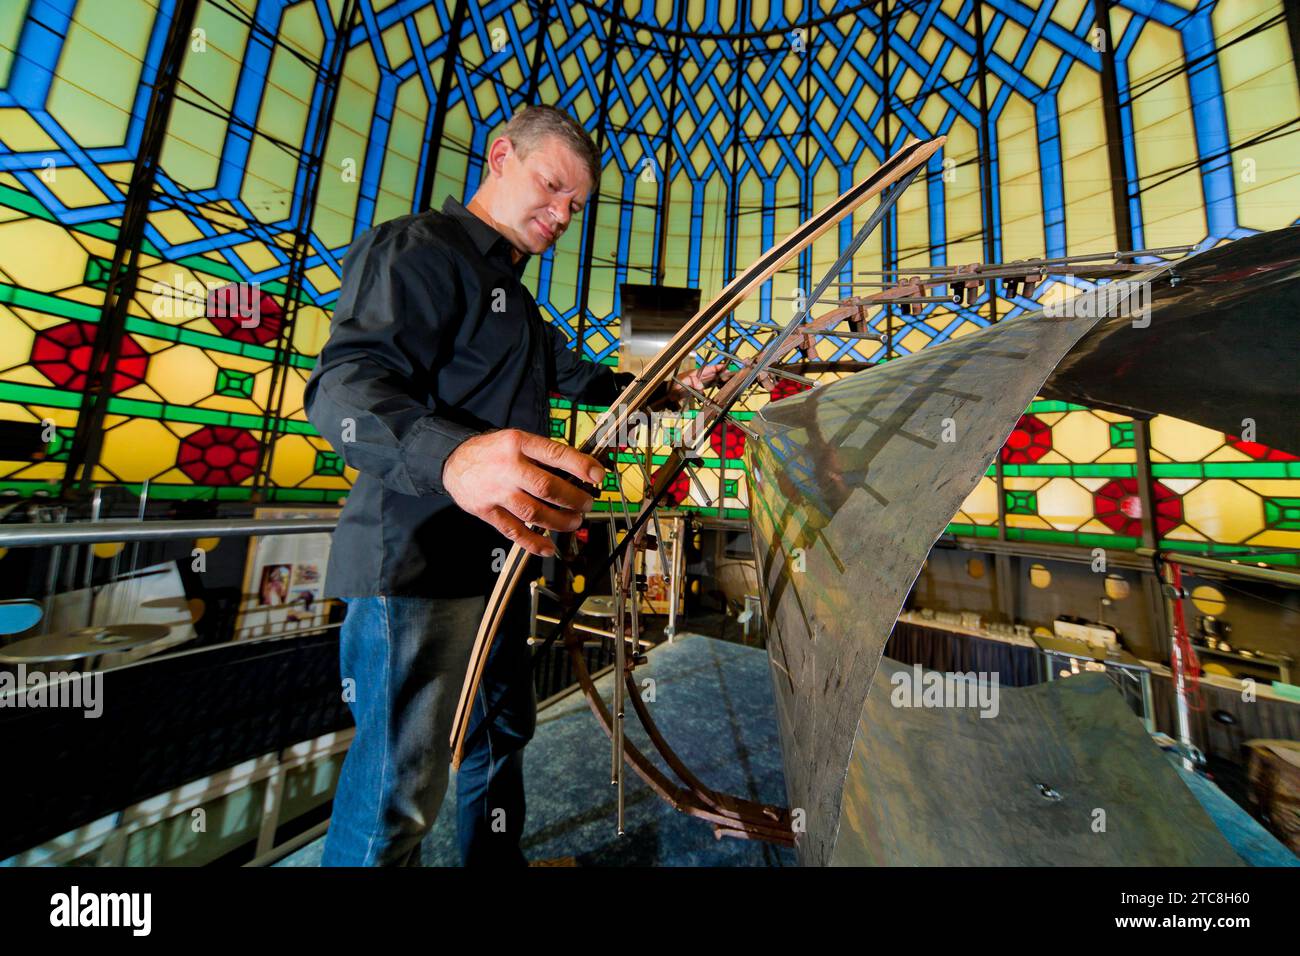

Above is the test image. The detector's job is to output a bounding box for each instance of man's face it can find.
[492,134,593,256]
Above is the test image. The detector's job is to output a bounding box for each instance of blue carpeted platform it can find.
[279,633,795,866]
[1172,756,1298,867]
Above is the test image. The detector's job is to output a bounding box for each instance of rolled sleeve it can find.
[403,415,482,495]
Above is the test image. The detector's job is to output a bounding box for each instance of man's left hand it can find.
[664,362,726,407]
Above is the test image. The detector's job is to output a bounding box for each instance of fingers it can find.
[517,432,606,486]
[519,461,594,514]
[483,507,555,558]
[698,361,726,386]
[503,490,583,534]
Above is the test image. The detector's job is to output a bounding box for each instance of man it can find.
[305,104,713,866]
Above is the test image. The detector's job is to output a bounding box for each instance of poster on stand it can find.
[235,507,336,639]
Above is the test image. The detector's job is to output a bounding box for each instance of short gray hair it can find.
[499,104,601,191]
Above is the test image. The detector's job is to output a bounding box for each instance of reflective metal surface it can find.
[746,259,1182,866]
[835,661,1241,865]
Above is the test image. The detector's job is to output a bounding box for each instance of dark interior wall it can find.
[909,548,1000,621]
[1172,572,1300,661]
[1014,560,1158,656]
[906,544,1300,670]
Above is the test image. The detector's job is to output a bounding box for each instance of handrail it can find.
[0,517,338,548]
[1135,547,1300,588]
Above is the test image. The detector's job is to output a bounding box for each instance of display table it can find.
[886,613,1040,687]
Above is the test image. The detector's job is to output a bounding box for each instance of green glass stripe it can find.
[0,284,101,322]
[1,289,317,369]
[1156,539,1300,566]
[101,396,167,419]
[268,487,342,502]
[0,183,52,220]
[0,182,315,303]
[999,464,1135,477]
[1026,400,1090,413]
[1152,462,1300,479]
[109,484,334,503]
[0,384,318,437]
[152,248,292,298]
[946,522,1000,538]
[0,480,62,494]
[125,317,299,365]
[609,452,742,469]
[0,381,83,409]
[546,398,613,413]
[0,480,207,500]
[213,486,253,500]
[99,396,317,435]
[2,191,116,236]
[1004,527,1140,549]
[544,394,758,424]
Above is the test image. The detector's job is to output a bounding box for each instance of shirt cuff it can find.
[404,415,481,496]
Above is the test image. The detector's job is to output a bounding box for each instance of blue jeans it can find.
[321,595,536,866]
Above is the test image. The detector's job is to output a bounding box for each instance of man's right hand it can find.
[441,429,607,558]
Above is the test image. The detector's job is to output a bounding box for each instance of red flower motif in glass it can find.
[32,322,148,393]
[177,426,261,485]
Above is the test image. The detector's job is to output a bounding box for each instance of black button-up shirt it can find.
[304,196,630,598]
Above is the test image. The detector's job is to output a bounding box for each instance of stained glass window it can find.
[0,0,1295,558]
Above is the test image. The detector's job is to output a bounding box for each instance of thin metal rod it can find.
[1135,548,1300,588]
[607,518,623,791]
[632,453,671,580]
[0,517,339,548]
[844,261,1151,287]
[83,489,102,627]
[858,266,960,274]
[41,507,67,635]
[745,315,884,341]
[614,587,627,834]
[856,244,1196,275]
[883,295,961,304]
[683,464,714,506]
[120,478,150,628]
[728,317,781,330]
[675,382,762,439]
[535,614,655,646]
[724,171,920,385]
[825,329,885,341]
[666,515,684,641]
[695,344,816,385]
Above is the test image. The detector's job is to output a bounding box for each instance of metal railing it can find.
[0,516,338,548]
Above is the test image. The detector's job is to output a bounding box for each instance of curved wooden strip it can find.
[450,136,946,768]
[623,671,789,828]
[568,640,795,844]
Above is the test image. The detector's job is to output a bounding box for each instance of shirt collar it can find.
[441,195,531,276]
